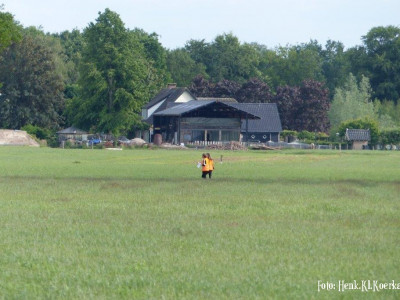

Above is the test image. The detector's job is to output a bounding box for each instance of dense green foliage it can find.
[379,129,400,145]
[70,9,153,134]
[1,5,400,137]
[0,31,65,129]
[329,73,375,130]
[0,6,21,53]
[0,148,399,298]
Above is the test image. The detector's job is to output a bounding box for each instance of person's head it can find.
[206,153,211,159]
[202,153,206,158]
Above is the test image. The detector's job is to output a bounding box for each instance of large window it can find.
[192,130,205,141]
[207,130,219,141]
[221,130,239,141]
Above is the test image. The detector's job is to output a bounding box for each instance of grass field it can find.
[0,147,399,299]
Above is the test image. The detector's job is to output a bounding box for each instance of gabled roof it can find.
[345,129,370,141]
[56,126,88,134]
[197,97,238,103]
[154,100,212,116]
[144,87,196,109]
[229,103,283,133]
[153,100,260,119]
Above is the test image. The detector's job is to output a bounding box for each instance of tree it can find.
[167,48,207,87]
[263,41,324,88]
[189,75,213,97]
[274,80,329,132]
[71,9,150,134]
[321,40,350,99]
[130,29,170,95]
[207,34,260,82]
[235,77,272,103]
[212,79,241,98]
[0,32,65,129]
[185,34,260,83]
[274,85,301,130]
[362,26,400,102]
[53,29,84,85]
[328,73,375,129]
[0,5,22,53]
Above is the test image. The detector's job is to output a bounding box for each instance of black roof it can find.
[143,87,196,109]
[153,100,260,119]
[345,129,370,141]
[154,100,212,116]
[229,103,282,133]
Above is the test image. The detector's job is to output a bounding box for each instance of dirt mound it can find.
[130,138,147,146]
[0,130,40,147]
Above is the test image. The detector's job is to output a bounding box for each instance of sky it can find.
[2,0,400,50]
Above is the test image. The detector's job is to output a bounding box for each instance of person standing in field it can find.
[201,153,209,179]
[207,153,214,178]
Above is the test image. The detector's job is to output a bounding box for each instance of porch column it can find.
[245,114,249,143]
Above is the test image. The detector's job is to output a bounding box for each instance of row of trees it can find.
[189,76,330,132]
[1,7,400,140]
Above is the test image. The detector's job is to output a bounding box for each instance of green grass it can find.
[0,147,399,299]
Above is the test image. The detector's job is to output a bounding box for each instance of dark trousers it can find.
[208,170,213,178]
[202,171,209,178]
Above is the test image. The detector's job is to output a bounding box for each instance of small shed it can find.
[56,126,89,142]
[345,128,370,150]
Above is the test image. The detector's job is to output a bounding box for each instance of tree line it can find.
[1,7,400,143]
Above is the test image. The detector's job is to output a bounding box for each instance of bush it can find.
[298,130,315,141]
[21,124,59,147]
[379,129,400,145]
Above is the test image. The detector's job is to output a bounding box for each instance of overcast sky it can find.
[2,0,400,49]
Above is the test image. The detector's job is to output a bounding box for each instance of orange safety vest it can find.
[202,157,209,172]
[208,158,214,171]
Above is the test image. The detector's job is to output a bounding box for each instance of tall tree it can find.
[362,26,400,102]
[185,34,260,83]
[189,75,213,97]
[167,48,207,87]
[212,79,241,98]
[274,85,301,130]
[207,33,260,82]
[54,29,84,85]
[321,40,350,98]
[72,9,149,134]
[0,32,65,128]
[263,41,324,88]
[296,79,330,132]
[0,5,22,53]
[328,73,374,129]
[235,78,272,103]
[130,29,170,95]
[274,80,329,132]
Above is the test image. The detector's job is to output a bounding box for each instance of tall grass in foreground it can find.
[0,147,399,299]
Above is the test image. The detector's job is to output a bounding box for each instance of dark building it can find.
[142,85,282,144]
[153,100,259,144]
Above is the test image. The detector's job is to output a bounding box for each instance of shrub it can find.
[298,130,315,141]
[379,129,400,145]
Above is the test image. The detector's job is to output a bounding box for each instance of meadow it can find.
[0,147,399,299]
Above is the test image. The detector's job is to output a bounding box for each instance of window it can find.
[221,131,239,141]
